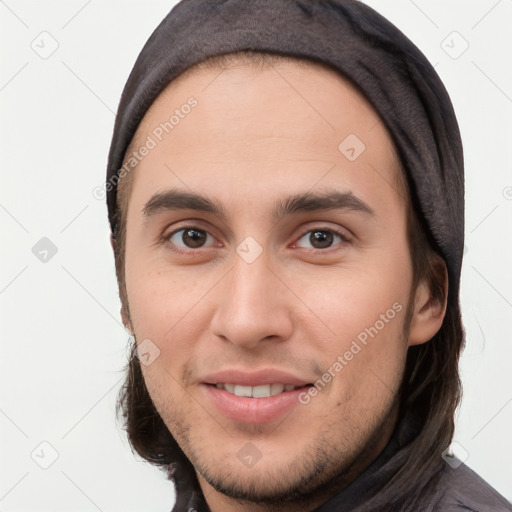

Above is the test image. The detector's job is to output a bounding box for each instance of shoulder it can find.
[433,462,512,512]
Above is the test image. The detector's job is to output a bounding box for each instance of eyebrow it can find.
[142,188,375,222]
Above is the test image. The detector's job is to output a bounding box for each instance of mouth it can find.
[201,369,315,423]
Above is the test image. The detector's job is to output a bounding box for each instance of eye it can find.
[166,226,217,251]
[294,228,349,250]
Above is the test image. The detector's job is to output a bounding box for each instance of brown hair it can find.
[113,52,464,511]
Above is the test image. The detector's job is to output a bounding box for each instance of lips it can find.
[202,368,311,388]
[201,369,313,423]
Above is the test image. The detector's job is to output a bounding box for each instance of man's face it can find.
[121,59,428,507]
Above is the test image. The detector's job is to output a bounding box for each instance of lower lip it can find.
[202,384,309,424]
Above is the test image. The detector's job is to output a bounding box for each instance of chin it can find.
[191,439,351,507]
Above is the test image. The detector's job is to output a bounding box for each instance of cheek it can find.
[299,256,411,341]
[124,253,218,370]
[302,288,408,423]
[125,235,186,324]
[293,249,412,395]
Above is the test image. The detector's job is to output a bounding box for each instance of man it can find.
[105,1,512,510]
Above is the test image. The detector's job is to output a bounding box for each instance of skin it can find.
[119,59,446,512]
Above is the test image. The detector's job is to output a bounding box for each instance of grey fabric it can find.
[311,413,512,511]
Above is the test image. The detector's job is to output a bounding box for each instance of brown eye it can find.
[295,229,348,250]
[310,230,334,249]
[167,227,214,249]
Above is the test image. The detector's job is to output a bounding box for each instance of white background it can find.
[1,0,511,510]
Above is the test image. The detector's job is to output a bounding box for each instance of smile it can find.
[215,383,299,398]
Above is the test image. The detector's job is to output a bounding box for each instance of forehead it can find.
[122,57,405,210]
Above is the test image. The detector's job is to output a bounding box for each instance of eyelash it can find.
[161,225,350,255]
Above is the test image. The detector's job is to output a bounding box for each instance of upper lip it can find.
[202,369,312,387]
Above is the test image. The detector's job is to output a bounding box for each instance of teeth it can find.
[234,385,252,397]
[270,383,285,395]
[216,383,297,398]
[252,384,271,398]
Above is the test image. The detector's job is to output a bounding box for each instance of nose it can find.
[210,250,294,349]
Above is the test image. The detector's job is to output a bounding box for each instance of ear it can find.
[408,255,448,346]
[110,232,115,251]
